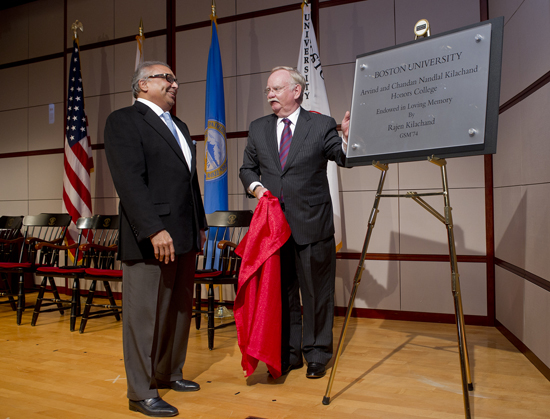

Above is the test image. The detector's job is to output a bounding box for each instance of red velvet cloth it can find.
[234,191,291,379]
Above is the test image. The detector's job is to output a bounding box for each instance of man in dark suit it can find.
[240,66,350,379]
[105,61,207,417]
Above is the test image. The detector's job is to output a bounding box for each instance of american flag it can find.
[62,39,93,258]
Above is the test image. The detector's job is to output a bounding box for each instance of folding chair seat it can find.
[0,213,72,324]
[0,215,24,311]
[78,214,121,333]
[32,216,96,331]
[194,210,253,350]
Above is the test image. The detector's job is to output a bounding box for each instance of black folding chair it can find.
[78,214,121,333]
[0,215,24,311]
[194,210,253,350]
[0,213,72,324]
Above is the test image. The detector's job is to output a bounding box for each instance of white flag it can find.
[297,2,343,252]
[133,22,145,103]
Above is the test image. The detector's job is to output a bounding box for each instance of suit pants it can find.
[122,252,195,400]
[280,234,336,367]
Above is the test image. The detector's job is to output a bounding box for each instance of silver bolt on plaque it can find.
[468,128,477,136]
[475,34,483,42]
[352,144,359,150]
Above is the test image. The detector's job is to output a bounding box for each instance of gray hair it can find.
[271,66,306,103]
[131,61,172,98]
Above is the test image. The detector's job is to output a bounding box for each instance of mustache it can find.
[268,98,280,104]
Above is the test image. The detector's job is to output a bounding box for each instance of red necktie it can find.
[279,118,292,169]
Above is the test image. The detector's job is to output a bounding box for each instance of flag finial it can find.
[211,0,216,18]
[71,20,83,40]
[138,18,144,36]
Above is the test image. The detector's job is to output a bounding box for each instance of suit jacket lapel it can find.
[283,107,311,172]
[134,102,190,170]
[264,115,280,170]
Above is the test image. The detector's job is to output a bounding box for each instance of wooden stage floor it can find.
[1,296,549,418]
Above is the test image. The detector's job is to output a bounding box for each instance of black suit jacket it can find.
[104,101,207,261]
[240,107,346,245]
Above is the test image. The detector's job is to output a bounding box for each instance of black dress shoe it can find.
[129,397,178,417]
[280,359,304,375]
[158,379,200,392]
[306,362,326,379]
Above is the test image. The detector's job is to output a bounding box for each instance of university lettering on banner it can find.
[297,1,342,251]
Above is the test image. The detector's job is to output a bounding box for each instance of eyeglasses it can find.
[264,84,294,96]
[146,73,179,86]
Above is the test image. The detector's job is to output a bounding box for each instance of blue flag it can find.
[204,14,228,269]
[204,15,228,214]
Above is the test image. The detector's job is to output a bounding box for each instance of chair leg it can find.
[1,273,17,311]
[31,277,48,326]
[70,278,80,332]
[79,280,96,334]
[48,277,65,315]
[103,281,121,321]
[207,284,215,350]
[195,283,202,330]
[16,273,25,325]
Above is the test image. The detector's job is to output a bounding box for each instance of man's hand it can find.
[341,111,350,141]
[254,186,268,200]
[150,230,175,263]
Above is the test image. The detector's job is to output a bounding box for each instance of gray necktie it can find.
[161,112,181,148]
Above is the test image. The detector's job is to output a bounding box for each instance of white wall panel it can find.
[322,63,355,125]
[236,11,301,75]
[235,73,272,132]
[28,0,64,59]
[336,259,401,310]
[236,0,295,14]
[115,0,166,38]
[494,185,526,269]
[320,0,395,66]
[524,183,550,282]
[90,150,117,201]
[28,199,63,214]
[395,0,480,44]
[340,190,400,254]
[0,4,29,65]
[0,66,29,112]
[28,154,63,200]
[520,84,550,185]
[402,261,486,315]
[524,280,550,367]
[400,188,486,255]
[0,201,28,216]
[493,103,523,188]
[0,157,28,201]
[79,47,115,98]
[0,109,28,154]
[496,266,525,339]
[67,0,115,48]
[177,0,236,25]
[84,95,116,146]
[28,104,64,151]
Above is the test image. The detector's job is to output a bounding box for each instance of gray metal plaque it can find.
[347,20,501,165]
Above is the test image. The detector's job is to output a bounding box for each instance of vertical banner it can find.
[62,38,94,258]
[297,1,343,251]
[135,20,144,70]
[204,10,228,268]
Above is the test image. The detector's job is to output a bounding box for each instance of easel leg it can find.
[439,163,473,419]
[323,162,388,405]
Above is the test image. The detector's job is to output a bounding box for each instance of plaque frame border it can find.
[345,17,504,167]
